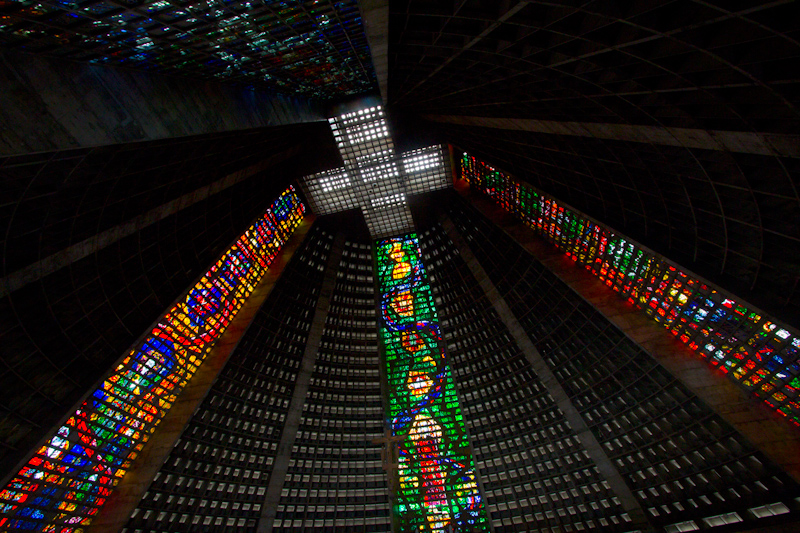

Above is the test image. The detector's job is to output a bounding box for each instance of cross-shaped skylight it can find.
[300,105,451,238]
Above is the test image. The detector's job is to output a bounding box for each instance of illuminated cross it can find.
[299,104,451,238]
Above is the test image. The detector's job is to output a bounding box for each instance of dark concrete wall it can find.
[0,52,324,156]
[0,124,340,479]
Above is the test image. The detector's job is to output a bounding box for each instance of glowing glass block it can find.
[375,235,489,532]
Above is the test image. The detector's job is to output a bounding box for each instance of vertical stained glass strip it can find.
[0,187,305,532]
[376,235,488,532]
[461,152,800,427]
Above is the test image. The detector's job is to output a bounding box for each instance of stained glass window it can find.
[375,235,488,532]
[0,0,375,99]
[461,152,800,427]
[0,187,305,532]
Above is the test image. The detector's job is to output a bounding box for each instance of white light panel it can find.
[361,161,401,183]
[402,146,450,195]
[301,106,452,237]
[300,168,360,215]
[370,193,406,208]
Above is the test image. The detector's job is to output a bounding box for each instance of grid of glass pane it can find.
[299,106,451,239]
[402,146,450,195]
[363,204,417,240]
[461,152,800,427]
[375,234,488,532]
[301,168,359,215]
[0,0,376,99]
[0,187,306,532]
[330,108,395,166]
[330,107,413,238]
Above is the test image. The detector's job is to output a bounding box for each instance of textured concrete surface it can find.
[86,218,316,533]
[0,52,324,156]
[0,146,303,296]
[359,0,389,103]
[428,115,800,157]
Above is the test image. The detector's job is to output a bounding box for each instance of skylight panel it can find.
[360,162,400,183]
[402,151,439,173]
[370,193,406,208]
[300,105,452,237]
[318,170,351,192]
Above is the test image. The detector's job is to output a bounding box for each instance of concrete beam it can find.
[359,0,389,104]
[0,52,324,156]
[257,233,346,533]
[424,114,800,158]
[86,216,316,533]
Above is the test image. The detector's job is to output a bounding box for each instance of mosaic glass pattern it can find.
[0,187,305,532]
[376,235,488,532]
[461,153,800,427]
[0,0,375,99]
